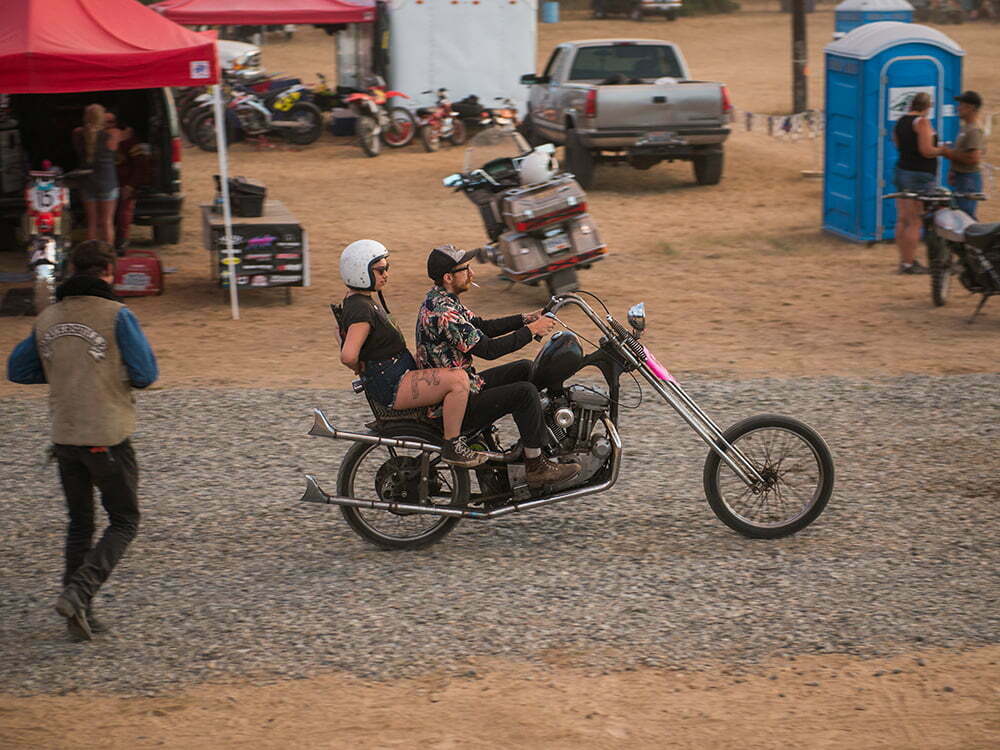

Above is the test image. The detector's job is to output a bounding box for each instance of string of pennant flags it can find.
[730,108,995,141]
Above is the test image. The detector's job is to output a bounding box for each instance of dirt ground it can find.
[1,4,998,748]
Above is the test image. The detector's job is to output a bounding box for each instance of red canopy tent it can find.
[152,0,375,25]
[0,0,220,94]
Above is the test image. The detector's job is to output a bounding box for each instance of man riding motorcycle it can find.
[415,244,580,486]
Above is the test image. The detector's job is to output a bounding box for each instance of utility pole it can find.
[792,0,808,113]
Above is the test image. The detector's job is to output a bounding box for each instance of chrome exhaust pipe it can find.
[299,418,622,520]
[308,408,441,453]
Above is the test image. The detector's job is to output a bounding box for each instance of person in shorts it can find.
[72,104,130,245]
[335,239,488,468]
[892,92,947,275]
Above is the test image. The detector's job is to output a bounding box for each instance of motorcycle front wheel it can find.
[419,123,441,152]
[381,107,416,147]
[337,423,469,549]
[357,116,381,157]
[189,110,219,152]
[929,236,953,307]
[703,414,834,539]
[448,118,467,146]
[281,101,324,145]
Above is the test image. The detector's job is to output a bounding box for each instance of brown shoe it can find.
[55,589,92,642]
[525,455,580,487]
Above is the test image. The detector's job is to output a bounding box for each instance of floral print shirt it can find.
[415,286,486,393]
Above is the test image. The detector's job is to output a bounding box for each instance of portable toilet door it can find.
[833,0,914,40]
[823,22,963,243]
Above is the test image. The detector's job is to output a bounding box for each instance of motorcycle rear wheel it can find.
[448,118,468,146]
[382,107,416,147]
[337,423,468,549]
[190,110,220,152]
[420,123,441,152]
[357,116,381,157]
[703,414,834,539]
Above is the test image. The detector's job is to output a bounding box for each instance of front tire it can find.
[358,116,381,157]
[703,415,834,539]
[420,123,441,152]
[382,107,416,147]
[190,110,219,152]
[564,131,596,189]
[929,234,952,307]
[281,101,324,145]
[337,423,468,549]
[448,117,467,145]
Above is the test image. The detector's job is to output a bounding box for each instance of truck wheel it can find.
[518,114,546,148]
[693,151,724,185]
[565,131,596,189]
[153,221,181,245]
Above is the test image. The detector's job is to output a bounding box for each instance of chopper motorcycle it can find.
[299,292,835,550]
[885,187,997,321]
[444,128,607,296]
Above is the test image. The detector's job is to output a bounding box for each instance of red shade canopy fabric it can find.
[152,0,376,25]
[0,0,220,94]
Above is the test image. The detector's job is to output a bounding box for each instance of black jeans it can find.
[55,439,140,605]
[462,360,545,448]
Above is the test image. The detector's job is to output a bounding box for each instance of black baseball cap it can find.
[954,90,982,108]
[427,243,478,281]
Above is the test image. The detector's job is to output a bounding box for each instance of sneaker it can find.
[898,261,929,275]
[525,455,581,487]
[86,609,108,635]
[441,436,490,468]
[55,589,92,642]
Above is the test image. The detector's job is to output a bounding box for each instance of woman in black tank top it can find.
[336,240,488,467]
[891,92,946,274]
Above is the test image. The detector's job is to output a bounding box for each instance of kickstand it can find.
[968,295,990,324]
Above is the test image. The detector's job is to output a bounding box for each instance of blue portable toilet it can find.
[834,0,913,40]
[822,22,963,242]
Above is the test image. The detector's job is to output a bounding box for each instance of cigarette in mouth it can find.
[471,282,481,288]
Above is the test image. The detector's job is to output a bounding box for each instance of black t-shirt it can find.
[894,115,938,174]
[340,293,407,363]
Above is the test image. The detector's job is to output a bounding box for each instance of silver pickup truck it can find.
[519,39,732,188]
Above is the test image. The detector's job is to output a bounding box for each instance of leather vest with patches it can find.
[34,295,135,446]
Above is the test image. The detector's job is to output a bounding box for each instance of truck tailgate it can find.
[592,82,724,130]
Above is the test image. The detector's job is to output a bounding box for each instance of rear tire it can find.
[358,116,380,157]
[565,131,596,189]
[448,118,467,146]
[420,123,441,152]
[382,107,416,147]
[693,150,724,185]
[190,110,219,152]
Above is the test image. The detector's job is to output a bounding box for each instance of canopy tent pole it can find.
[212,84,240,320]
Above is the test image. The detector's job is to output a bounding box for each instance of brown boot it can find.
[525,455,580,487]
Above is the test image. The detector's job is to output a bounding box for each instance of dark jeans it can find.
[462,360,545,448]
[55,440,140,605]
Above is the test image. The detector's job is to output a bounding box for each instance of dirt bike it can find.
[300,292,835,549]
[443,127,606,296]
[885,188,997,321]
[344,80,416,157]
[415,89,467,152]
[189,83,324,151]
[22,162,88,314]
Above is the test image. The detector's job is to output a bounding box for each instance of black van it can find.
[0,87,184,250]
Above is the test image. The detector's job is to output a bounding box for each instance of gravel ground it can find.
[1,374,998,697]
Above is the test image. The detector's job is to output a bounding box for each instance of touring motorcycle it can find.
[300,292,835,549]
[885,188,997,322]
[444,127,607,295]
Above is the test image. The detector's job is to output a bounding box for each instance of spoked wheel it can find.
[337,424,469,549]
[929,237,953,307]
[357,116,380,157]
[703,415,834,539]
[419,123,441,152]
[448,118,467,146]
[282,102,324,145]
[381,107,416,147]
[190,110,219,152]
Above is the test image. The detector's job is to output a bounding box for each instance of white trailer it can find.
[384,0,537,113]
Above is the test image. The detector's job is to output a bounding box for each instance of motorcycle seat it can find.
[416,107,434,116]
[964,222,1000,250]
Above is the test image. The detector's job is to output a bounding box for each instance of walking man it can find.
[7,240,158,641]
[943,91,985,220]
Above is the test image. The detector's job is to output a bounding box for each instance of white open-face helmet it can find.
[340,239,388,291]
[517,143,558,186]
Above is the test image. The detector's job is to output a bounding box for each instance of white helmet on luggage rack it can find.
[340,239,388,291]
[516,143,558,186]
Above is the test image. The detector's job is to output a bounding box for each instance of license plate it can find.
[638,131,678,145]
[543,233,571,254]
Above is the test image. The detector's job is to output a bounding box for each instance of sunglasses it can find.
[372,263,390,274]
[451,265,471,275]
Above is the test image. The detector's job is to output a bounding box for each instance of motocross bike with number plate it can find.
[299,292,835,550]
[22,162,89,314]
[189,83,324,151]
[443,127,607,296]
[885,188,997,322]
[345,79,416,157]
[415,89,467,152]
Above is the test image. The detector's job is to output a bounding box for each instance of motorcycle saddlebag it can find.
[565,213,606,256]
[501,175,587,233]
[113,249,164,297]
[498,231,547,275]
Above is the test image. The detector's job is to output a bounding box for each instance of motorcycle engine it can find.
[235,105,268,135]
[541,385,613,484]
